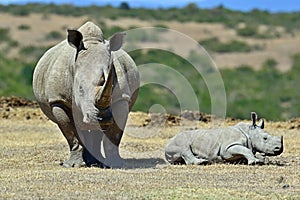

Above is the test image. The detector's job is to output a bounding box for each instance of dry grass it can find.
[0,108,299,199]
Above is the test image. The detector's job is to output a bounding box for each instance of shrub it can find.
[45,31,64,40]
[199,37,254,53]
[19,46,48,59]
[236,25,258,37]
[0,28,10,42]
[119,2,130,10]
[18,24,31,30]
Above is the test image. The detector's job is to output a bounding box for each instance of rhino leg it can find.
[78,129,108,168]
[255,153,269,164]
[102,100,129,168]
[181,148,208,165]
[52,106,85,168]
[166,147,208,165]
[224,145,264,165]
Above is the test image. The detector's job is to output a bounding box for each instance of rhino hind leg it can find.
[181,149,208,165]
[165,147,208,165]
[52,106,85,167]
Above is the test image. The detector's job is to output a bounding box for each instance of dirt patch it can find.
[0,97,47,120]
[0,96,38,108]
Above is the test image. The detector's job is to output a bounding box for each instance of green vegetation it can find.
[0,3,300,32]
[0,4,300,120]
[237,24,282,39]
[45,31,64,40]
[129,50,300,120]
[18,24,31,30]
[3,45,293,120]
[199,37,262,53]
[0,28,10,42]
[0,54,34,98]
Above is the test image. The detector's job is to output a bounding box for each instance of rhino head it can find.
[248,112,283,156]
[68,22,125,124]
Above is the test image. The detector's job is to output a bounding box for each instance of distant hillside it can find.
[0,4,300,120]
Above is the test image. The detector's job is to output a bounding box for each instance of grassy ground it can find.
[0,107,299,199]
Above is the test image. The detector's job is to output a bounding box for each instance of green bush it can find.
[236,25,258,37]
[18,24,31,30]
[199,37,256,53]
[19,46,48,59]
[0,54,34,98]
[0,28,10,42]
[45,31,64,40]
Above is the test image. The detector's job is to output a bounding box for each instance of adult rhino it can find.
[33,21,140,168]
[165,112,283,165]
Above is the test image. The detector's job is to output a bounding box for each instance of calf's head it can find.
[68,22,125,124]
[248,112,283,156]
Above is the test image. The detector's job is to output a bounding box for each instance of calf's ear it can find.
[109,32,126,52]
[251,112,257,126]
[257,119,264,129]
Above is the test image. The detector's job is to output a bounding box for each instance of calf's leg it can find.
[224,145,264,165]
[181,148,208,165]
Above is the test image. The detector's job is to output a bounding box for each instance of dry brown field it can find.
[1,13,300,71]
[0,98,299,199]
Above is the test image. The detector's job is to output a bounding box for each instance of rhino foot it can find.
[255,153,269,164]
[60,149,85,168]
[248,158,265,165]
[82,148,110,168]
[60,157,85,168]
[194,158,209,165]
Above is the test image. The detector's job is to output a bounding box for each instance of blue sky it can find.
[1,0,300,12]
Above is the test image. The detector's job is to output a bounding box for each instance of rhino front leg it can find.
[255,153,269,164]
[102,100,129,168]
[78,129,107,167]
[52,105,85,167]
[224,145,263,165]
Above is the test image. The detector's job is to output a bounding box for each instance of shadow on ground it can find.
[123,157,167,169]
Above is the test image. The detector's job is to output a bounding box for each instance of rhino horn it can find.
[251,112,257,126]
[95,65,114,109]
[257,119,264,129]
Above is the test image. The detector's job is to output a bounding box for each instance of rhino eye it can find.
[263,136,268,140]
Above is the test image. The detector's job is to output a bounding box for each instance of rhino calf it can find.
[165,112,283,165]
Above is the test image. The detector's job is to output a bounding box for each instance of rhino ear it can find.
[251,112,257,126]
[67,30,86,52]
[257,119,264,129]
[109,32,126,52]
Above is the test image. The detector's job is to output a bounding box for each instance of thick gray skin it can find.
[33,22,140,168]
[165,112,283,165]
